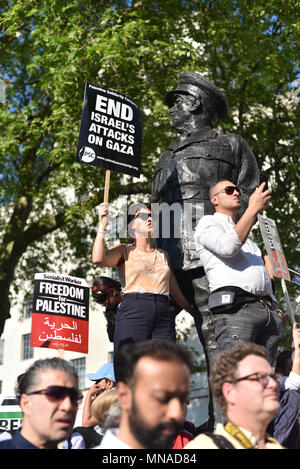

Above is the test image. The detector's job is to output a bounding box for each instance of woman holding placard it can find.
[92,202,193,354]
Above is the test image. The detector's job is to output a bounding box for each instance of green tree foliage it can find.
[0,0,299,335]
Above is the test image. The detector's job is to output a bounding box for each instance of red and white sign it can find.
[258,215,290,281]
[30,273,89,354]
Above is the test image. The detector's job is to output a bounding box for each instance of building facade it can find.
[0,265,209,431]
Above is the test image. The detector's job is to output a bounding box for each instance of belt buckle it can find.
[259,298,272,308]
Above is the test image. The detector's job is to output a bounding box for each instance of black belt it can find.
[123,293,170,302]
[235,291,273,306]
[210,286,273,312]
[214,286,272,302]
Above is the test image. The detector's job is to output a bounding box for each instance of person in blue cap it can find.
[82,363,115,430]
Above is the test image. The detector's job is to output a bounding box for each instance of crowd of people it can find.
[1,333,300,450]
[1,176,299,451]
[1,72,298,451]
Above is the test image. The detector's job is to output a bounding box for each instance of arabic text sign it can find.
[76,82,142,177]
[258,215,290,281]
[30,273,89,354]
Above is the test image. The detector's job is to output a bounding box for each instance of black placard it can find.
[76,82,142,177]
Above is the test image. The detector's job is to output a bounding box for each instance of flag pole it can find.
[102,170,110,229]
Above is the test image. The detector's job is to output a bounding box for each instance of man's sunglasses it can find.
[213,185,241,196]
[134,212,152,221]
[26,385,83,405]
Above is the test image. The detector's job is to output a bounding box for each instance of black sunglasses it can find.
[26,385,83,405]
[134,212,152,221]
[213,185,241,196]
[97,290,120,305]
[97,292,109,304]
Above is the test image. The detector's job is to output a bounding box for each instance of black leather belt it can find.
[235,291,273,305]
[123,293,170,302]
[212,286,273,309]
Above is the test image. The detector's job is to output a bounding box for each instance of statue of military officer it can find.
[152,72,260,429]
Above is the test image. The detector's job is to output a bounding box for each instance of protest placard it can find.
[258,214,290,281]
[76,82,142,177]
[292,271,300,287]
[258,214,295,322]
[0,397,22,433]
[30,273,89,354]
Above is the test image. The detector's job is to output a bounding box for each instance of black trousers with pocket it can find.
[113,293,177,355]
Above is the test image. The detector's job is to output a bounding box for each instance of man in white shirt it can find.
[95,340,192,449]
[194,179,283,365]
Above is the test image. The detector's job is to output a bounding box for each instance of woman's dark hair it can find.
[92,276,122,304]
[15,357,78,402]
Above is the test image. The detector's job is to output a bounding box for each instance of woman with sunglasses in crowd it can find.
[92,202,193,354]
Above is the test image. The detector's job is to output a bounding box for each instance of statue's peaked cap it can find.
[165,72,228,121]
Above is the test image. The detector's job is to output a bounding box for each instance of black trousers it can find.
[213,300,283,364]
[173,269,284,429]
[113,293,176,355]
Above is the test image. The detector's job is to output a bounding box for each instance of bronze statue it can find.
[152,72,260,428]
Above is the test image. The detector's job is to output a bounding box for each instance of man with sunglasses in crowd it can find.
[0,357,82,449]
[194,179,283,368]
[186,343,284,449]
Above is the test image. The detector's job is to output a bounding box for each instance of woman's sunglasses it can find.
[96,289,120,305]
[26,385,83,405]
[97,292,109,304]
[213,185,241,196]
[134,212,152,221]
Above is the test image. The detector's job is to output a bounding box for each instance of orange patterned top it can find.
[117,244,170,295]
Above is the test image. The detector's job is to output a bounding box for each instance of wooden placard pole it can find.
[104,170,111,204]
[102,170,111,229]
[281,278,295,323]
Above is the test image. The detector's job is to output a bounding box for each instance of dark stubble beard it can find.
[128,398,182,449]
